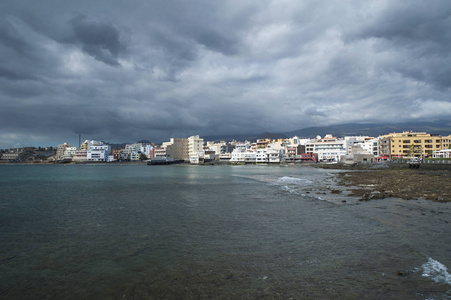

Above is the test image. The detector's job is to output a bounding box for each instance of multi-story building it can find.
[80,140,89,150]
[362,137,380,156]
[72,149,87,162]
[443,135,451,150]
[86,141,111,162]
[153,147,167,160]
[63,147,77,161]
[140,144,154,159]
[188,135,204,158]
[230,143,254,162]
[256,149,283,163]
[306,135,348,162]
[129,152,141,161]
[381,132,447,158]
[111,149,121,161]
[55,143,72,161]
[157,138,190,161]
[0,151,21,161]
[230,150,256,162]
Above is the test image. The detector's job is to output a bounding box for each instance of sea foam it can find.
[422,257,451,285]
[276,176,312,185]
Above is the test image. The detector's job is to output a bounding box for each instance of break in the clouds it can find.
[0,0,450,148]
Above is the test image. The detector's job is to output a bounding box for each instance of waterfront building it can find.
[55,143,72,161]
[219,153,232,160]
[153,147,167,160]
[231,150,256,162]
[72,149,87,162]
[0,152,20,161]
[256,148,283,163]
[380,132,448,159]
[163,138,189,161]
[111,149,121,161]
[119,149,131,161]
[86,141,111,162]
[129,152,141,161]
[188,135,204,163]
[140,144,154,159]
[230,143,255,162]
[63,147,77,161]
[305,135,348,162]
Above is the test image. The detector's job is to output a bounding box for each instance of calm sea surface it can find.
[0,164,450,299]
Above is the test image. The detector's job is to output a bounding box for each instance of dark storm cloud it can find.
[346,1,451,89]
[0,0,450,148]
[0,18,32,55]
[0,66,36,81]
[63,14,126,66]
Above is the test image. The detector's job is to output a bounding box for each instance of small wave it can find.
[276,176,312,185]
[422,257,451,285]
[280,185,298,194]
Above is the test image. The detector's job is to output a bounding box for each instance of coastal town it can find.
[1,131,450,164]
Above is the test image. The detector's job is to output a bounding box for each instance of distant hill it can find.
[286,120,451,138]
[201,133,260,143]
[256,132,288,140]
[202,120,451,142]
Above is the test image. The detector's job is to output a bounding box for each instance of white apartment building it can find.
[256,149,283,163]
[230,143,255,162]
[362,137,380,156]
[188,135,204,161]
[231,150,256,162]
[313,139,348,162]
[140,144,154,158]
[87,141,111,162]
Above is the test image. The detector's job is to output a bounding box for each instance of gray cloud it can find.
[0,0,450,148]
[64,14,126,66]
[346,1,451,89]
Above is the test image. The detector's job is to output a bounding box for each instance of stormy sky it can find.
[1,0,450,148]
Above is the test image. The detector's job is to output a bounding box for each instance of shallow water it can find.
[0,164,450,299]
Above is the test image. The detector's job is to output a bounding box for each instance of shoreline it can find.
[331,168,451,203]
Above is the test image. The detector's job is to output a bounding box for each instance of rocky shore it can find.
[333,167,451,202]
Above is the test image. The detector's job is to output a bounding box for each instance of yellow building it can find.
[443,135,451,150]
[382,131,448,158]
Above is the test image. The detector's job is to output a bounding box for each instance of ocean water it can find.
[0,164,450,299]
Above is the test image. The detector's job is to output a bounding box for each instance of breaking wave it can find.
[276,176,312,185]
[422,257,451,285]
